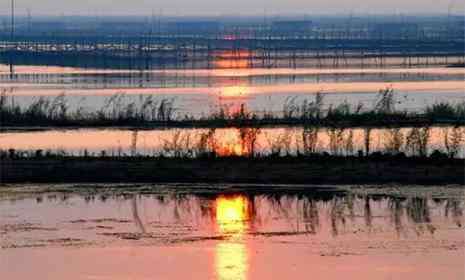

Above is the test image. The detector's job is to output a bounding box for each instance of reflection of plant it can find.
[364,196,372,229]
[388,198,404,236]
[406,197,434,235]
[28,191,463,241]
[330,197,346,237]
[445,199,463,228]
[302,199,319,234]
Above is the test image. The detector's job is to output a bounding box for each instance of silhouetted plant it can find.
[327,100,353,121]
[343,129,354,155]
[239,127,261,157]
[328,127,354,155]
[1,90,464,127]
[157,98,176,121]
[266,131,290,156]
[283,92,324,120]
[384,128,404,154]
[302,126,319,155]
[406,126,430,157]
[162,130,194,158]
[374,87,395,114]
[363,127,372,156]
[426,101,465,120]
[195,128,217,157]
[328,127,345,155]
[443,126,464,158]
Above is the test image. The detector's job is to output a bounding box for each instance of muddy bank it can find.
[2,156,463,185]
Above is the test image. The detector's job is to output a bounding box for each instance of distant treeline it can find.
[2,15,464,40]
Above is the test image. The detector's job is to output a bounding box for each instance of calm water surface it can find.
[0,185,463,280]
[1,64,464,116]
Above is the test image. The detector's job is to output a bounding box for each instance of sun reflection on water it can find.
[214,195,250,280]
[215,242,248,280]
[218,86,250,99]
[216,195,250,234]
[214,50,252,69]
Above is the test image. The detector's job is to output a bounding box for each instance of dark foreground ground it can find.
[1,156,463,185]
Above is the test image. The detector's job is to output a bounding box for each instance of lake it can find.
[1,63,464,118]
[0,184,463,280]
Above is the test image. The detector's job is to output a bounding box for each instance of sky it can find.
[0,0,464,16]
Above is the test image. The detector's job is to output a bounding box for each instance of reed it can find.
[1,90,465,128]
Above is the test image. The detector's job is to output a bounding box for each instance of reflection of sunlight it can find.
[214,50,252,69]
[215,242,248,280]
[216,195,250,234]
[215,85,251,122]
[219,86,250,99]
[215,59,251,68]
[217,50,251,59]
[215,195,249,280]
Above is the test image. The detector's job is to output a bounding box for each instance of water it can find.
[2,26,464,280]
[2,66,465,89]
[1,64,464,117]
[0,185,463,280]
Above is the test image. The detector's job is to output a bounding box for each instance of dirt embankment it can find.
[1,156,463,185]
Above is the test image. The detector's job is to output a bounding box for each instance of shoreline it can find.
[2,118,464,131]
[2,156,464,185]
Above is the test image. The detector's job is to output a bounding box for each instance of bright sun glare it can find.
[216,195,249,234]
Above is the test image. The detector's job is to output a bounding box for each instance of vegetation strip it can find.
[1,89,465,128]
